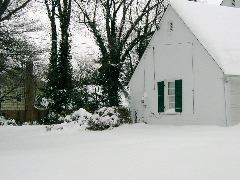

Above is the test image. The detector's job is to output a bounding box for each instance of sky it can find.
[23,1,99,67]
[22,0,224,67]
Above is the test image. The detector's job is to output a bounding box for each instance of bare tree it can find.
[45,0,73,118]
[44,0,58,101]
[74,0,167,106]
[0,0,32,22]
[0,0,38,75]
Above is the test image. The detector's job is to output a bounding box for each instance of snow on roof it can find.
[210,0,223,5]
[171,0,240,75]
[199,0,223,5]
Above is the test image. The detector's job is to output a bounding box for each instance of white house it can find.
[129,0,240,126]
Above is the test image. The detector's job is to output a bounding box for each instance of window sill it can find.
[164,112,177,115]
[163,109,177,115]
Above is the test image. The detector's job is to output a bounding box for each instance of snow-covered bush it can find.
[0,116,17,126]
[45,108,92,132]
[42,112,63,125]
[71,108,92,124]
[61,108,92,125]
[87,107,121,131]
[44,107,130,131]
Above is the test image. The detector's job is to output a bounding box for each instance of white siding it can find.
[129,58,145,122]
[129,6,226,125]
[229,76,240,125]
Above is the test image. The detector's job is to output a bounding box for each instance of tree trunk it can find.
[100,53,121,107]
[45,0,73,116]
[107,65,120,106]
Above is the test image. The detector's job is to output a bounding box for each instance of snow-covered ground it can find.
[1,124,240,180]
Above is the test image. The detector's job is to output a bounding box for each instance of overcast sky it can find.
[22,0,223,66]
[23,1,99,67]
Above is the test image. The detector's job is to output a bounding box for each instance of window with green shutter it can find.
[158,81,165,112]
[167,82,175,109]
[175,79,182,113]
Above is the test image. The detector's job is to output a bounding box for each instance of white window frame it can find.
[167,81,175,110]
[163,79,177,115]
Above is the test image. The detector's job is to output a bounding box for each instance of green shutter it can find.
[175,79,182,113]
[158,81,165,112]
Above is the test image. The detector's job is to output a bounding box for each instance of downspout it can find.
[223,75,229,127]
[191,42,195,115]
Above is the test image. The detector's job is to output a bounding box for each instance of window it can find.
[168,82,175,110]
[157,79,182,113]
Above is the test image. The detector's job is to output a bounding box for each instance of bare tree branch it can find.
[0,0,32,22]
[73,0,167,105]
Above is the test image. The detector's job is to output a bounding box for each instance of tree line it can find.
[0,0,167,122]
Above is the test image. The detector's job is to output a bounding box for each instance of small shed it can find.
[129,0,240,126]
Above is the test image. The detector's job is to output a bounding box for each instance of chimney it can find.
[25,61,35,122]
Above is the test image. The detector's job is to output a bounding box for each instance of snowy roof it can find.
[171,0,240,75]
[201,0,223,5]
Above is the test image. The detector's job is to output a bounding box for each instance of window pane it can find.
[167,81,176,110]
[168,82,175,88]
[169,103,175,109]
[169,96,175,103]
[168,89,175,95]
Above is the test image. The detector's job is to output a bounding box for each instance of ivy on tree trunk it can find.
[45,0,73,117]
